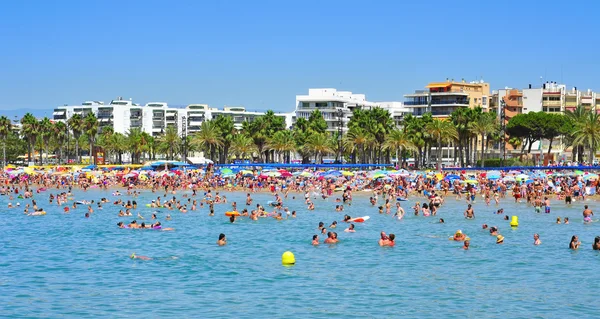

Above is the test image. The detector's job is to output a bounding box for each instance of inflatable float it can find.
[76,201,90,205]
[348,216,370,223]
[267,201,280,207]
[396,197,408,201]
[225,211,240,217]
[145,204,165,208]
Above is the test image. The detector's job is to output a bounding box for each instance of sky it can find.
[1,0,599,114]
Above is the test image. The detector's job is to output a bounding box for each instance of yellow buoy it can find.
[282,251,295,265]
[510,216,519,227]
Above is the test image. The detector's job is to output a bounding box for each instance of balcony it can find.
[165,116,177,122]
[431,100,469,106]
[130,120,142,128]
[97,112,113,119]
[542,100,561,107]
[505,108,522,118]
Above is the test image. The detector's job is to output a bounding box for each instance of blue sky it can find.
[0,0,598,113]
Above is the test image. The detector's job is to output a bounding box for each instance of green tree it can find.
[192,121,222,162]
[20,113,38,164]
[307,110,328,133]
[469,112,497,167]
[230,133,255,160]
[84,113,99,164]
[268,130,296,163]
[68,114,84,163]
[38,117,53,164]
[304,132,331,163]
[159,126,180,160]
[52,121,68,164]
[571,111,600,163]
[0,116,12,167]
[384,129,415,167]
[426,119,458,170]
[213,115,235,163]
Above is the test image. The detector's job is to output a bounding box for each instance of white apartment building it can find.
[294,88,407,134]
[53,97,293,137]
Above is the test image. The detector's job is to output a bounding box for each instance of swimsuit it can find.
[545,206,551,214]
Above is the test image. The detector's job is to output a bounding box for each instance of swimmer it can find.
[324,232,337,244]
[556,217,561,224]
[130,253,152,260]
[312,235,319,246]
[593,236,600,250]
[344,224,355,233]
[583,205,594,223]
[453,230,467,241]
[439,218,445,224]
[564,217,569,224]
[496,235,504,244]
[482,224,488,229]
[330,221,337,229]
[533,233,541,245]
[463,240,470,250]
[379,233,395,246]
[217,233,227,246]
[569,235,580,250]
[464,204,475,219]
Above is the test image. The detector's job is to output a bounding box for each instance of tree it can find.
[426,119,458,170]
[38,117,53,165]
[160,126,180,160]
[571,111,600,164]
[564,105,588,162]
[20,113,38,164]
[84,113,99,164]
[192,121,222,162]
[345,127,372,164]
[52,121,68,164]
[469,112,497,167]
[304,132,331,163]
[268,130,296,163]
[213,115,235,163]
[307,110,328,133]
[384,129,415,167]
[0,116,12,167]
[68,114,84,163]
[507,113,537,155]
[230,134,255,160]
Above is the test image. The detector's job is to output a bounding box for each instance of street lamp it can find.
[181,115,187,162]
[337,108,343,164]
[500,99,506,166]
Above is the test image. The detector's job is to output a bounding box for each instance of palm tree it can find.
[0,116,12,167]
[68,114,84,163]
[192,121,222,162]
[84,113,99,164]
[384,129,415,167]
[426,119,458,170]
[53,121,67,164]
[571,111,600,164]
[305,132,331,163]
[345,127,372,164]
[20,113,39,164]
[230,134,255,160]
[160,126,180,160]
[267,130,296,163]
[469,112,497,167]
[213,115,235,163]
[565,105,589,163]
[38,117,53,165]
[110,133,127,164]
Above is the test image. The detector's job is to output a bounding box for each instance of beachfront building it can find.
[404,79,491,118]
[294,88,408,135]
[54,97,293,138]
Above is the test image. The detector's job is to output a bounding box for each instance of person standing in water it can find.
[464,204,475,219]
[217,233,227,246]
[583,205,594,223]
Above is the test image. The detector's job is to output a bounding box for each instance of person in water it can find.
[593,236,600,250]
[569,235,580,250]
[464,204,475,219]
[130,253,152,260]
[312,235,319,246]
[217,233,227,246]
[463,240,470,250]
[533,233,541,245]
[496,235,504,244]
[379,232,395,246]
[583,205,594,223]
[324,232,337,244]
[344,224,355,232]
[453,230,467,241]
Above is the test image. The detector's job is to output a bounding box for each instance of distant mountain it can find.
[0,108,52,120]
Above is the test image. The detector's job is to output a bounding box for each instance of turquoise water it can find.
[1,189,599,318]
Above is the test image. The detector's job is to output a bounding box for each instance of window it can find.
[482,97,487,105]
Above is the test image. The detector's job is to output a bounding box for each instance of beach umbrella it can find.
[372,173,387,179]
[266,171,281,177]
[463,179,479,184]
[220,168,233,174]
[280,171,293,177]
[444,174,461,181]
[300,171,313,177]
[515,174,530,181]
[584,174,598,181]
[342,171,354,176]
[573,170,584,176]
[502,176,515,182]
